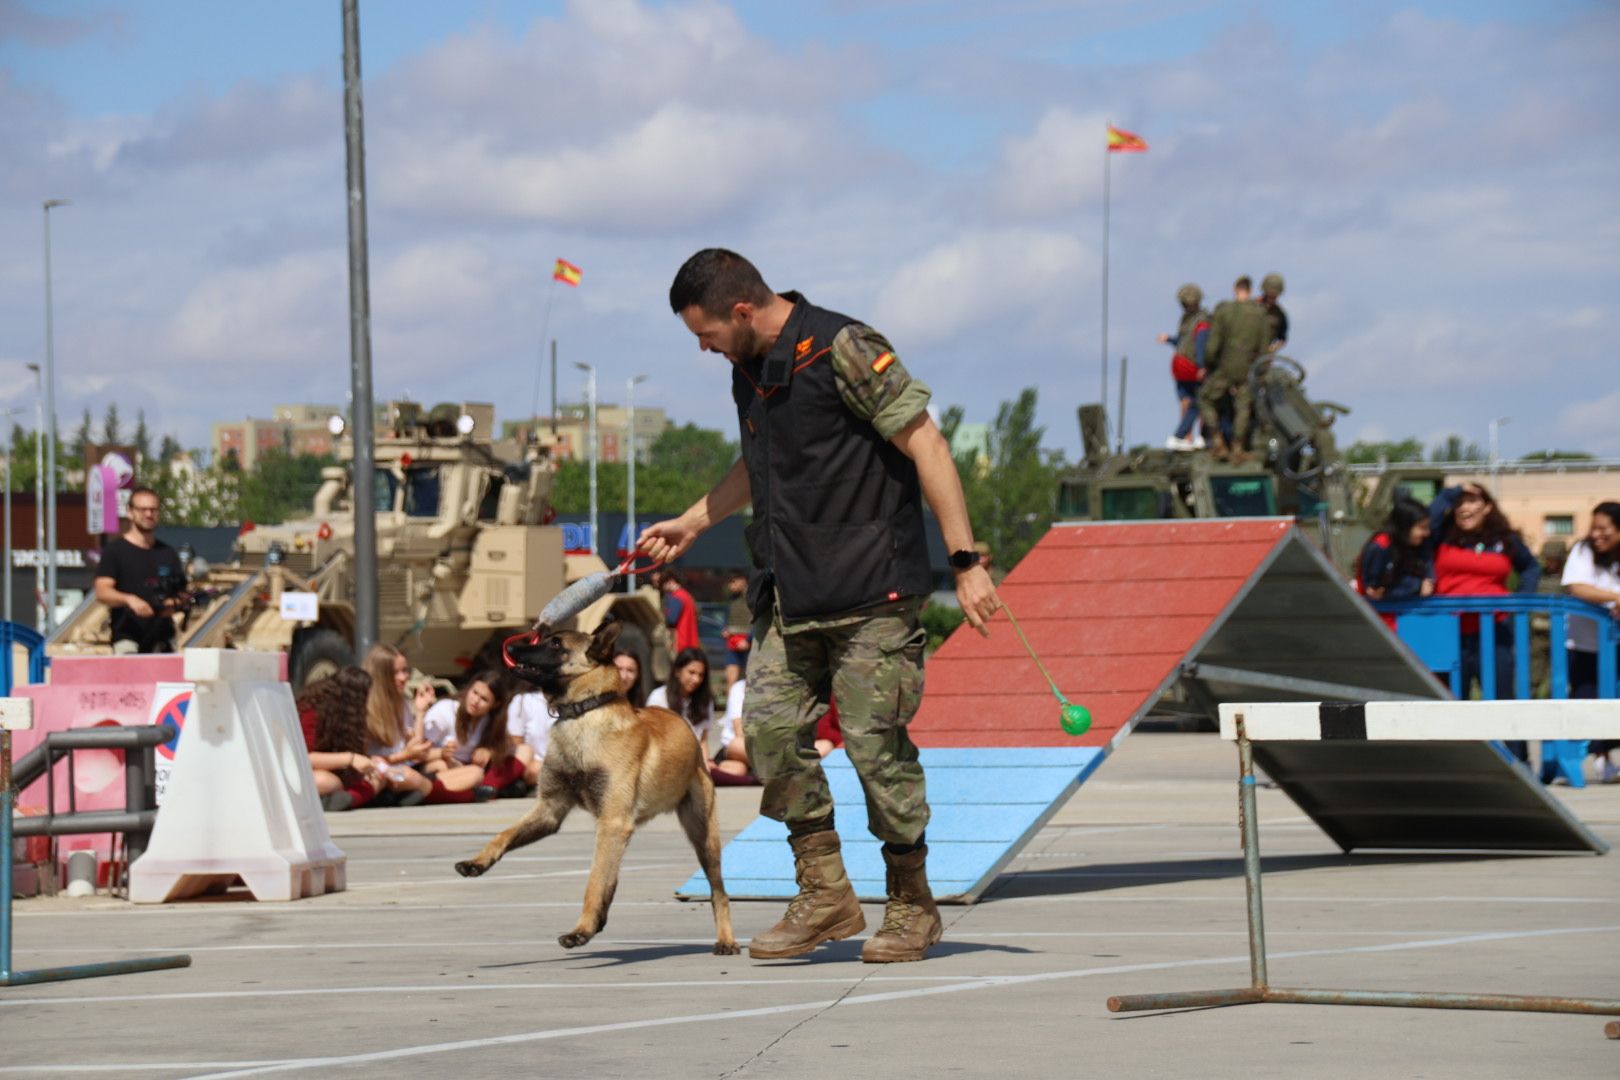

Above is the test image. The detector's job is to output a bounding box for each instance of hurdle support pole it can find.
[1107,703,1620,1035]
[1,699,190,988]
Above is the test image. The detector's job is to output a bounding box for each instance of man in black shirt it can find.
[94,486,184,653]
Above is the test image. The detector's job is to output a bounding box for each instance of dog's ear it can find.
[586,618,621,664]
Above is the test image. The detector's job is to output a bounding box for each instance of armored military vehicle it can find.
[1056,355,1442,575]
[49,401,668,691]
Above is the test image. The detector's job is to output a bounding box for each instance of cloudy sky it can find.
[1,0,1616,464]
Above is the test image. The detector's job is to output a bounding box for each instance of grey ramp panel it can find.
[1253,740,1607,854]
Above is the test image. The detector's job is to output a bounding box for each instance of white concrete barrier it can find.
[128,649,345,903]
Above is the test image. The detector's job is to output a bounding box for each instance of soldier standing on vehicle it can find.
[1198,277,1272,463]
[93,486,184,654]
[1158,283,1210,451]
[1259,272,1288,352]
[641,248,1001,964]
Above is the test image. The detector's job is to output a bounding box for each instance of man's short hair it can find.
[1234,276,1252,292]
[669,249,774,316]
[130,486,160,504]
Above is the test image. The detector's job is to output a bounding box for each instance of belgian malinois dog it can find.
[454,620,739,955]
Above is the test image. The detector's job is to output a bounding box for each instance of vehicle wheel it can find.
[290,627,353,691]
[614,622,656,701]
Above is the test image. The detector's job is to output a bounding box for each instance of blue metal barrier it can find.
[0,622,49,696]
[1373,595,1617,700]
[1373,595,1615,787]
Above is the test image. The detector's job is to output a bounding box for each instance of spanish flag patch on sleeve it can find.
[872,351,896,374]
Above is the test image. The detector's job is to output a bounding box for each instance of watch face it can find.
[950,550,978,569]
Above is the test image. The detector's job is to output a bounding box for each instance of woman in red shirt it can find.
[1429,482,1542,759]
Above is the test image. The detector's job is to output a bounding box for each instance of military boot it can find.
[861,845,943,963]
[748,830,866,960]
[1208,434,1231,461]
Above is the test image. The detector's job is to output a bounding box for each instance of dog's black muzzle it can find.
[502,628,559,687]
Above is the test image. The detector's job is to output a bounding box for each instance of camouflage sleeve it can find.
[829,324,932,440]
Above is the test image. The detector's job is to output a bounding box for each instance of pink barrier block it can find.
[10,652,289,877]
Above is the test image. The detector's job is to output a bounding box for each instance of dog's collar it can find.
[550,691,625,722]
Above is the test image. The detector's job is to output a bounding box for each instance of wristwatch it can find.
[948,548,981,571]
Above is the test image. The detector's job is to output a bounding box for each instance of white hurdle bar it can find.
[1110,700,1620,1037]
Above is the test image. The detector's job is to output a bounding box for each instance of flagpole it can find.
[1101,136,1111,425]
[529,275,558,436]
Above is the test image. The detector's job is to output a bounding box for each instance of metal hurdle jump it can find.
[2,697,190,987]
[1107,699,1620,1038]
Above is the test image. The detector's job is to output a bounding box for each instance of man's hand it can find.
[637,516,701,565]
[1156,332,1170,344]
[955,564,1000,638]
[127,596,155,619]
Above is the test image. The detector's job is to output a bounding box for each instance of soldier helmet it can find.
[1176,283,1202,308]
[1261,272,1285,298]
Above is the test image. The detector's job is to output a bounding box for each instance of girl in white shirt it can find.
[1561,503,1620,782]
[647,647,715,749]
[420,671,526,795]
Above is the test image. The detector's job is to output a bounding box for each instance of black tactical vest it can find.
[733,294,933,621]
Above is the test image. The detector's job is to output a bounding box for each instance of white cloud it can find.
[990,106,1110,217]
[874,229,1095,346]
[378,102,825,229]
[1557,392,1620,457]
[167,252,346,368]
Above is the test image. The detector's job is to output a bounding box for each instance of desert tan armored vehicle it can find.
[1056,355,1390,574]
[49,401,667,691]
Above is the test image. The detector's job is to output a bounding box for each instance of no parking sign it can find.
[146,682,194,805]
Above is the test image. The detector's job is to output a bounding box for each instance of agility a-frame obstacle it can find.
[678,520,1600,904]
[1109,700,1620,1037]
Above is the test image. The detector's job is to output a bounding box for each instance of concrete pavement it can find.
[3,733,1618,1079]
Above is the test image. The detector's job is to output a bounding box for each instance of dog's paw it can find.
[557,930,593,949]
[454,860,486,878]
[713,940,741,956]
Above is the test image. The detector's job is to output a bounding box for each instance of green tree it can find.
[1346,437,1426,465]
[946,387,1065,571]
[1519,449,1594,462]
[647,423,737,485]
[239,451,339,525]
[1429,435,1486,462]
[102,402,122,446]
[132,410,152,478]
[8,425,37,492]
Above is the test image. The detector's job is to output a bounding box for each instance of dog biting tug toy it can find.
[998,600,1092,736]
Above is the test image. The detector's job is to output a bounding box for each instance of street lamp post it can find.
[24,365,42,631]
[625,374,647,590]
[575,362,597,559]
[42,199,67,633]
[1489,415,1511,491]
[1,406,26,626]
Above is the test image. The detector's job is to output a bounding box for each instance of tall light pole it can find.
[625,374,647,589]
[25,365,42,631]
[341,0,378,656]
[1,407,17,626]
[575,362,597,559]
[41,198,67,633]
[1488,415,1511,492]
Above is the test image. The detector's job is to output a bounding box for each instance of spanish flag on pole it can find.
[1106,125,1147,153]
[553,258,582,287]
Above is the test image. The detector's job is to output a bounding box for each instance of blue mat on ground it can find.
[676,747,1106,904]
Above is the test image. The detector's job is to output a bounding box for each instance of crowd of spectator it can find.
[1355,485,1618,784]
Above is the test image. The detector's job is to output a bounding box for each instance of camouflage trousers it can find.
[743,599,930,844]
[1197,364,1253,445]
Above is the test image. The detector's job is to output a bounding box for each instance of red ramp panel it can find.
[912,520,1293,748]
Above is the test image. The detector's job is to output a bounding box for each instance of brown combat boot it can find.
[860,845,943,963]
[1208,435,1230,461]
[748,830,866,960]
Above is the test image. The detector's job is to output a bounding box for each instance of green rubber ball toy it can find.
[1060,703,1092,736]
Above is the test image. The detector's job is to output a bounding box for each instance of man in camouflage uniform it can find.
[642,249,1001,964]
[1259,272,1288,352]
[1198,275,1272,462]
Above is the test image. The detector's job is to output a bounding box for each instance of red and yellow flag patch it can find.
[872,351,896,374]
